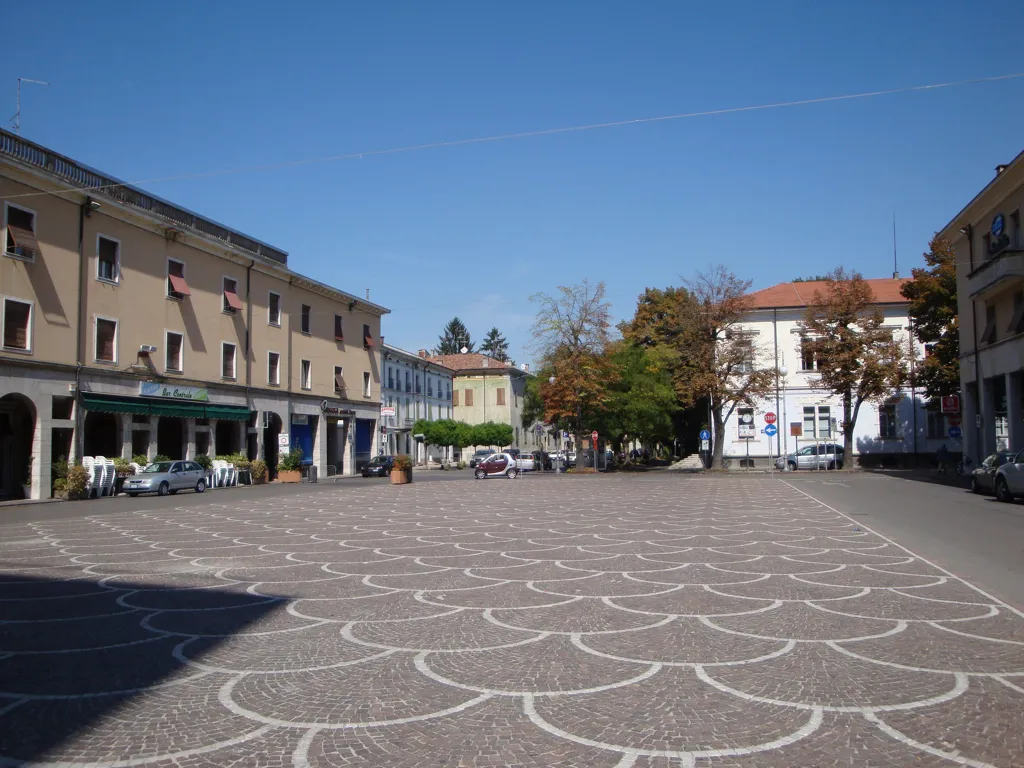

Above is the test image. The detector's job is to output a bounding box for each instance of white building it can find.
[719,278,950,468]
[380,345,454,463]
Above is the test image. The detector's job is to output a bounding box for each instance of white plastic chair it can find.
[104,458,116,496]
[93,456,110,497]
[81,457,96,498]
[130,462,144,475]
[213,460,228,488]
[225,463,237,487]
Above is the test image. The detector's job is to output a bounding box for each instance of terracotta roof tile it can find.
[748,278,910,309]
[427,353,510,372]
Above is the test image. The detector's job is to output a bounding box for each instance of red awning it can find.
[7,226,40,255]
[224,289,243,310]
[168,274,191,296]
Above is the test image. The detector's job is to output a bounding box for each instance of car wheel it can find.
[128,493,138,498]
[157,482,170,496]
[788,461,797,471]
[475,469,486,480]
[996,477,1013,503]
[836,461,844,470]
[196,478,206,494]
[971,477,982,494]
[169,489,178,495]
[506,468,518,479]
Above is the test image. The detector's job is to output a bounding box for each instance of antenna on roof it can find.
[892,211,900,279]
[11,77,49,135]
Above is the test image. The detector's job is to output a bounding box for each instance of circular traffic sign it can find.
[740,413,752,423]
[947,415,962,427]
[699,429,710,440]
[764,412,777,424]
[948,426,962,439]
[764,424,778,437]
[591,430,598,441]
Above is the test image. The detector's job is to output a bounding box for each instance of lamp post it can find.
[778,365,789,469]
[548,375,560,473]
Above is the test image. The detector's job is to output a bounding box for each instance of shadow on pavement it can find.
[0,571,280,764]
[866,468,972,491]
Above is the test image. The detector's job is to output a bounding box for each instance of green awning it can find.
[81,393,251,421]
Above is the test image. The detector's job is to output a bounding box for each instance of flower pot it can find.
[278,470,302,484]
[21,484,31,499]
[253,476,266,485]
[390,468,412,485]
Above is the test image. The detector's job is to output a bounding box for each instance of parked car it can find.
[994,450,1024,502]
[532,451,553,470]
[124,460,207,497]
[774,443,845,471]
[566,451,577,467]
[361,455,395,477]
[516,453,536,471]
[469,449,495,468]
[474,453,520,479]
[971,451,1016,495]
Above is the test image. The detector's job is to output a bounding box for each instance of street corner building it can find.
[719,277,953,469]
[941,151,1024,466]
[0,129,389,501]
[380,344,455,463]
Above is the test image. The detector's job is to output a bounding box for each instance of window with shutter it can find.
[222,343,237,379]
[334,315,344,341]
[5,205,39,261]
[363,324,375,348]
[2,299,31,350]
[167,259,190,298]
[301,359,312,389]
[268,292,281,326]
[335,366,345,391]
[97,236,119,282]
[465,389,474,406]
[165,331,183,372]
[95,318,117,363]
[222,277,242,312]
[363,371,371,397]
[453,390,460,406]
[496,387,506,406]
[268,352,280,385]
[301,305,311,334]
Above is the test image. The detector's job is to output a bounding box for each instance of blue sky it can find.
[6,1,1024,364]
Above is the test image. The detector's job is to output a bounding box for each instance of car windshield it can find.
[142,462,173,473]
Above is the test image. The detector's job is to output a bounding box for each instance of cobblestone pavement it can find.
[1,475,1023,767]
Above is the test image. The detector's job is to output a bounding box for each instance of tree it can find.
[669,266,776,469]
[901,237,958,403]
[480,327,512,363]
[471,422,514,448]
[530,280,616,451]
[594,342,678,453]
[804,268,907,457]
[436,317,474,355]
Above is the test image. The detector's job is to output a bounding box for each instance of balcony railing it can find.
[968,248,1024,299]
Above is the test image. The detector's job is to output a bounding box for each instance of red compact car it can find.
[474,452,520,480]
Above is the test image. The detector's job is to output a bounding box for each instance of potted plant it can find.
[22,456,32,499]
[112,457,135,495]
[66,464,90,500]
[250,458,267,485]
[391,454,413,485]
[277,448,304,483]
[195,453,213,473]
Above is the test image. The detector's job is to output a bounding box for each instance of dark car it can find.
[972,451,1016,495]
[361,455,395,477]
[469,449,495,468]
[532,450,553,470]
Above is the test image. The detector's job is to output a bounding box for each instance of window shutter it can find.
[453,390,459,406]
[465,389,474,406]
[497,388,506,406]
[335,366,345,389]
[335,315,344,341]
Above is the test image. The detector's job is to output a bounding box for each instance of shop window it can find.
[300,359,312,390]
[2,298,32,351]
[300,304,311,334]
[268,352,280,385]
[95,317,118,363]
[4,203,39,261]
[97,236,119,283]
[879,403,898,439]
[165,331,183,372]
[222,342,237,379]
[167,259,190,298]
[222,277,242,313]
[268,292,281,326]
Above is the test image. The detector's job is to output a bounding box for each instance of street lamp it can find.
[549,375,561,473]
[778,364,789,469]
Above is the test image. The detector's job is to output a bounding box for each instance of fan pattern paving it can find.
[1,476,1023,767]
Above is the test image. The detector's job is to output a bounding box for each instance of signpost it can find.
[764,412,777,424]
[941,396,960,414]
[764,423,777,478]
[699,429,711,468]
[948,425,962,439]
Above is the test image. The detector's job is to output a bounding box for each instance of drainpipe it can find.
[968,225,982,465]
[909,317,918,465]
[72,198,89,464]
[773,308,780,456]
[245,258,254,458]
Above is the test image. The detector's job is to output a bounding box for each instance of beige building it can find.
[0,129,388,500]
[941,150,1024,464]
[429,353,551,455]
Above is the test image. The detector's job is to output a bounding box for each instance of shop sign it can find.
[291,414,308,425]
[381,406,396,417]
[140,382,209,402]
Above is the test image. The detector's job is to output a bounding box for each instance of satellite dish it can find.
[460,346,468,354]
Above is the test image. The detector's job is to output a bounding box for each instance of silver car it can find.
[124,460,208,497]
[775,443,845,471]
[994,449,1024,502]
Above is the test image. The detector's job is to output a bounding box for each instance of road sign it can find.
[700,439,710,451]
[699,429,710,440]
[278,434,290,447]
[535,424,543,434]
[764,424,778,437]
[947,415,962,428]
[591,430,598,442]
[941,396,960,414]
[738,425,755,439]
[948,425,962,439]
[380,406,396,417]
[764,412,777,424]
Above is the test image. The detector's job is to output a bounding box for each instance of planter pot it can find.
[253,476,266,485]
[21,484,31,499]
[278,470,302,484]
[390,468,412,485]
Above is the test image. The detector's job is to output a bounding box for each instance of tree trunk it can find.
[843,392,854,458]
[711,405,726,469]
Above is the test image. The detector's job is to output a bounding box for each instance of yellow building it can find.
[0,129,388,499]
[940,151,1024,464]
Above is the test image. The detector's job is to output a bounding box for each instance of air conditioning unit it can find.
[139,344,157,355]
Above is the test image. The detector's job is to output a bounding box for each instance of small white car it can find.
[473,453,521,479]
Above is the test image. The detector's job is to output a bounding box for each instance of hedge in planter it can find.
[277,448,304,483]
[391,454,413,485]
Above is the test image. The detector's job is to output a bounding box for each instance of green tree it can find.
[804,268,907,457]
[901,237,958,403]
[472,422,514,448]
[480,327,512,363]
[595,343,678,452]
[436,317,474,355]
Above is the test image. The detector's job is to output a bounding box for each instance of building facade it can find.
[0,130,387,500]
[719,279,946,467]
[428,353,551,455]
[380,345,454,462]
[940,152,1024,465]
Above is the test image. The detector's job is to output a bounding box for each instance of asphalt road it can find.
[782,471,1024,610]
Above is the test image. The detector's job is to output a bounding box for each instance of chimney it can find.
[418,349,428,358]
[483,358,490,368]
[996,164,1008,175]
